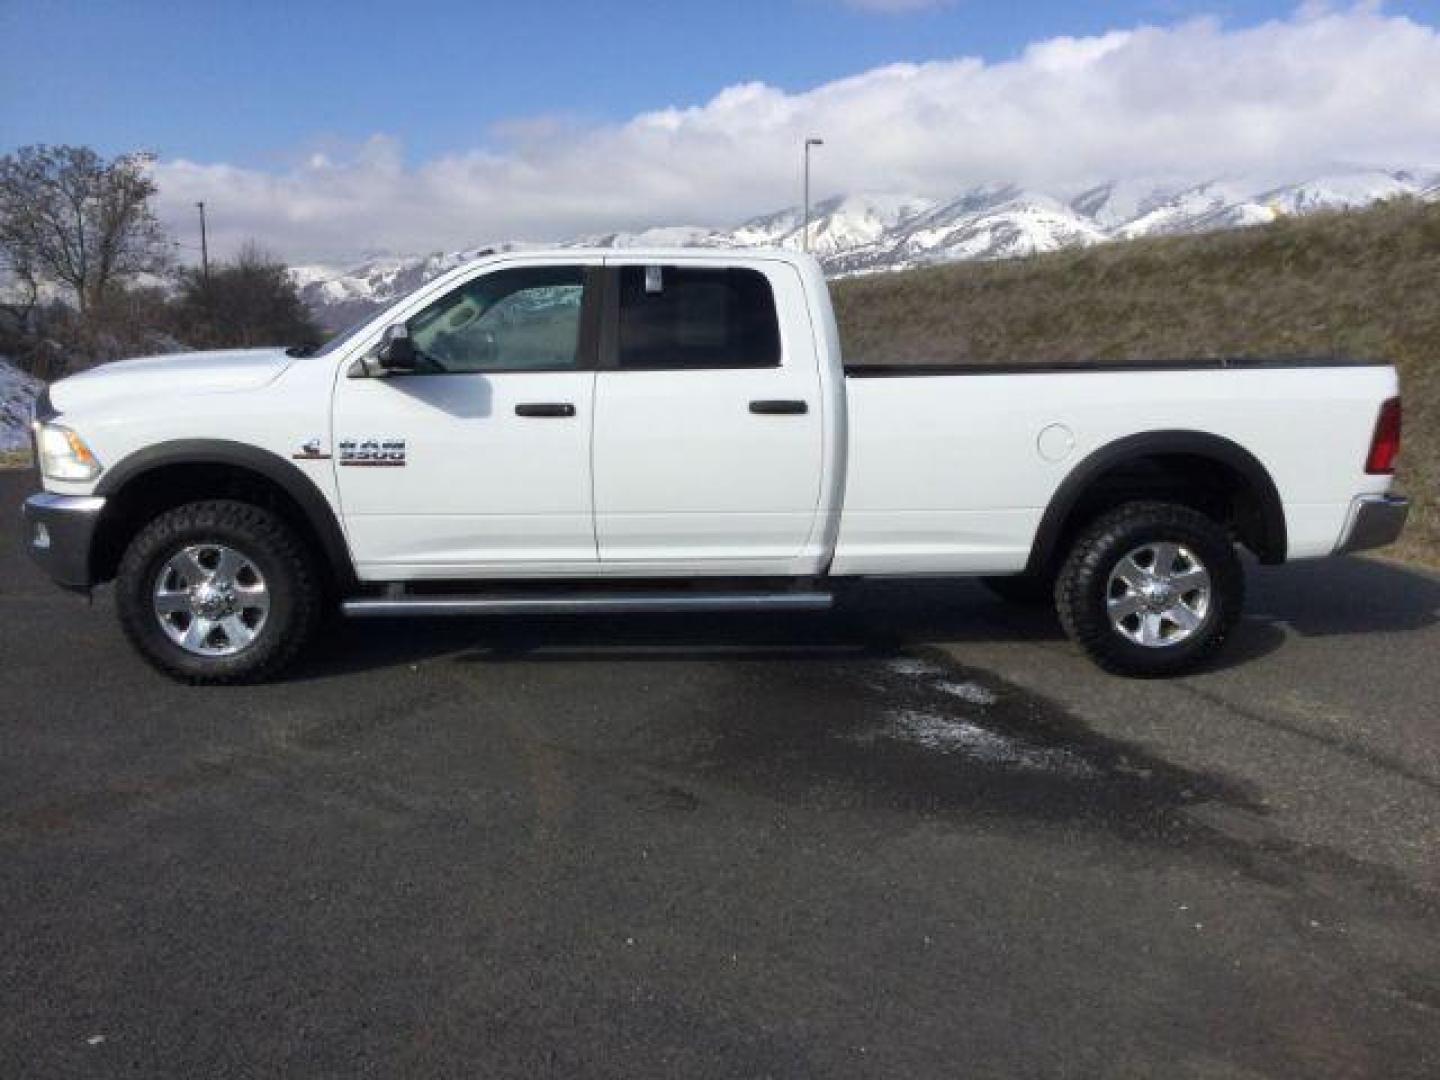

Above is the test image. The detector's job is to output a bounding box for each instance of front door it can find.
[592,261,825,573]
[333,262,601,579]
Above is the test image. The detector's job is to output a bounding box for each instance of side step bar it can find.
[341,591,835,618]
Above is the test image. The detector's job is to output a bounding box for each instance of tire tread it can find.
[115,500,321,685]
[1055,500,1244,677]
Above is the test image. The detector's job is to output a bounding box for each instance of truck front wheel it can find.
[1055,501,1243,677]
[115,500,322,684]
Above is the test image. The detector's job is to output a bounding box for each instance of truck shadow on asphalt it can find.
[304,607,1273,845]
[1244,555,1440,637]
[295,585,1440,924]
[289,557,1440,909]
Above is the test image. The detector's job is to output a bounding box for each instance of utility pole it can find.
[802,137,824,253]
[196,201,210,283]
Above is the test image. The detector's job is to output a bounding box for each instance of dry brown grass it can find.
[0,449,31,470]
[833,198,1440,567]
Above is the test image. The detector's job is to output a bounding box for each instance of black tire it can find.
[981,573,1055,607]
[116,500,322,684]
[1055,501,1243,677]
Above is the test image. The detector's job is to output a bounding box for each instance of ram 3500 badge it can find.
[338,439,407,467]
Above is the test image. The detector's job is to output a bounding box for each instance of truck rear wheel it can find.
[1055,501,1243,677]
[115,500,321,684]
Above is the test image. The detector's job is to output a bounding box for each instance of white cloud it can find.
[151,5,1440,263]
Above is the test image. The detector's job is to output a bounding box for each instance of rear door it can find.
[591,260,824,572]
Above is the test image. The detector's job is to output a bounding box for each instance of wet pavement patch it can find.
[661,642,1261,843]
[603,641,1438,919]
[298,612,1436,910]
[369,616,1269,850]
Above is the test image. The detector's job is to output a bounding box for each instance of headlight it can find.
[34,423,103,482]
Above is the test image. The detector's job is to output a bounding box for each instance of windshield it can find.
[299,253,504,359]
[299,294,410,359]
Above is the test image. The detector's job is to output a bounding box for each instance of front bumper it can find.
[1334,493,1410,555]
[21,492,105,591]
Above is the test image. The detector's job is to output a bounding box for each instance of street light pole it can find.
[196,201,210,284]
[802,137,824,253]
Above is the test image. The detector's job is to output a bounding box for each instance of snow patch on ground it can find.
[861,710,1097,777]
[886,657,945,677]
[887,659,1000,705]
[933,680,999,706]
[1,358,42,453]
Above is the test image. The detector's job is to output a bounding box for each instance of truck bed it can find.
[831,359,1398,575]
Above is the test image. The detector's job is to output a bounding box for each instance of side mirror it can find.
[377,323,417,372]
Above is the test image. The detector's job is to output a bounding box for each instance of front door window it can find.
[406,266,587,373]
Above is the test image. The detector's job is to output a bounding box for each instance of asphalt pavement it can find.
[2,470,1438,1078]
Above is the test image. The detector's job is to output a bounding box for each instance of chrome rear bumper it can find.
[1335,493,1410,555]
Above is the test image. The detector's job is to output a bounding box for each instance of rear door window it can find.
[614,266,781,370]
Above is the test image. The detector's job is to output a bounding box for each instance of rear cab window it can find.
[614,266,781,370]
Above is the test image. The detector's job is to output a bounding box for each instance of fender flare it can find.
[94,439,357,588]
[1026,429,1287,574]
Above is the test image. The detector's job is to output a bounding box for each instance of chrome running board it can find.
[341,591,834,618]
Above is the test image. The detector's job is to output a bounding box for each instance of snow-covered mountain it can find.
[829,186,1107,275]
[1,358,42,453]
[1113,180,1265,239]
[294,167,1440,328]
[1112,171,1440,240]
[562,225,718,250]
[1069,179,1189,232]
[725,193,941,257]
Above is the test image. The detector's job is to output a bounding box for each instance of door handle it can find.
[749,400,808,415]
[515,402,576,418]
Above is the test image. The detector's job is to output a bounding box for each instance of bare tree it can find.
[0,144,171,315]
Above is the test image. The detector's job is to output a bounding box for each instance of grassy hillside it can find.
[833,198,1440,567]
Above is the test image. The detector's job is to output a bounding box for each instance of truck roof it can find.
[461,246,821,269]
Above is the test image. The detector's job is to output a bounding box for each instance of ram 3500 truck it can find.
[23,249,1408,683]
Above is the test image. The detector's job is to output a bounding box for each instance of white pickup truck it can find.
[23,249,1408,683]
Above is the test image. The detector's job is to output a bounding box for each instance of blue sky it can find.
[3,1,1437,262]
[3,0,1432,166]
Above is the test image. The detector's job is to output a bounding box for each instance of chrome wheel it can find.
[153,544,270,657]
[1105,542,1212,648]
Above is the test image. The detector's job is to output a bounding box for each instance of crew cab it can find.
[22,249,1408,683]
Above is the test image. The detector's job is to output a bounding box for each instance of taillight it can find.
[1366,397,1402,475]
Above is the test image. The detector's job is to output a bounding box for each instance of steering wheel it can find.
[442,296,483,334]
